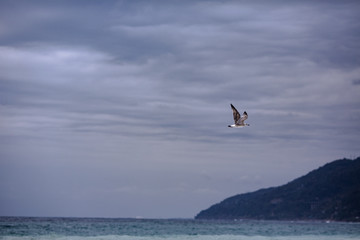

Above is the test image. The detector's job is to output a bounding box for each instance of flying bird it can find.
[228,104,250,128]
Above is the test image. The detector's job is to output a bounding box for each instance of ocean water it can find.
[0,217,359,240]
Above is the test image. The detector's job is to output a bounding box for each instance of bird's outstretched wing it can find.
[230,104,240,124]
[239,111,248,124]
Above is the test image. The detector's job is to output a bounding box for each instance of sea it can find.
[1,217,360,240]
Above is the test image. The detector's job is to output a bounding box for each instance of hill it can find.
[195,157,360,222]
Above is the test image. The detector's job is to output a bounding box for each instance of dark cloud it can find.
[353,79,360,85]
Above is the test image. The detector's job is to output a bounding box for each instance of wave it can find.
[0,235,357,240]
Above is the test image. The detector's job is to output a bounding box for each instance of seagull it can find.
[228,104,250,128]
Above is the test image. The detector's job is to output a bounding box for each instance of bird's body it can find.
[228,104,249,128]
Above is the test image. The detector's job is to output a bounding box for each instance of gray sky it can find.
[0,0,359,218]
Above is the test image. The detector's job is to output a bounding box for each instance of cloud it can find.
[0,0,360,218]
[353,79,360,85]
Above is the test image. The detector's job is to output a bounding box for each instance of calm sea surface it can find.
[1,217,359,240]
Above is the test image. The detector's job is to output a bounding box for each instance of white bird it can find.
[228,104,250,128]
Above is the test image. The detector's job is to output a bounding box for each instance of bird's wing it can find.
[230,104,240,124]
[239,111,248,124]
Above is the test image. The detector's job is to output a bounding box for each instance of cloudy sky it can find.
[0,0,359,218]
